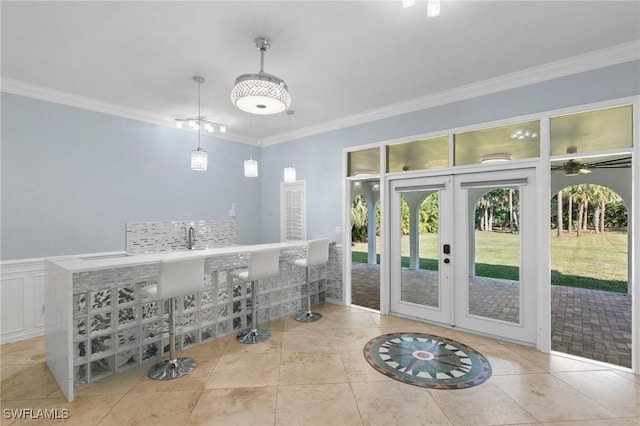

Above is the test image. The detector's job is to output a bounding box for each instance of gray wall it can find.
[1,93,261,260]
[259,60,640,243]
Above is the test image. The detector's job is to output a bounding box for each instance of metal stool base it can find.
[147,357,196,380]
[294,311,323,322]
[236,328,271,344]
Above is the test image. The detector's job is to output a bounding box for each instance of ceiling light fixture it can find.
[510,129,538,140]
[187,76,207,171]
[283,110,296,183]
[231,37,291,115]
[175,77,226,136]
[427,0,440,17]
[481,153,512,164]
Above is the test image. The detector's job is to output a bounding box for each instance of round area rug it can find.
[363,332,492,389]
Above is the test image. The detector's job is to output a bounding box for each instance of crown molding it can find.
[2,41,637,148]
[0,77,255,145]
[259,40,640,146]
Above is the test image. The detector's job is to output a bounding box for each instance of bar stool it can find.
[140,255,205,380]
[231,248,281,344]
[291,239,329,322]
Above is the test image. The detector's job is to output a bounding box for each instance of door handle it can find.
[443,244,450,254]
[443,258,450,264]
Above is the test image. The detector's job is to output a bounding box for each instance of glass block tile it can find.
[232,284,242,299]
[183,294,196,311]
[201,308,216,324]
[91,334,114,357]
[90,313,112,334]
[204,272,213,287]
[218,304,229,320]
[218,287,229,304]
[141,342,160,362]
[118,327,138,348]
[91,289,111,310]
[182,331,197,348]
[74,341,87,363]
[117,285,135,305]
[182,311,197,329]
[117,349,138,371]
[90,356,114,380]
[74,293,87,316]
[233,300,242,314]
[233,317,242,330]
[201,290,215,307]
[217,319,231,336]
[142,320,163,340]
[201,326,215,342]
[218,270,228,285]
[75,317,87,338]
[142,302,159,320]
[74,364,88,386]
[118,307,136,327]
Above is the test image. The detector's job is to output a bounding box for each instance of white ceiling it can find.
[2,1,639,145]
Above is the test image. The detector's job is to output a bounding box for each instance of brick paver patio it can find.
[350,262,632,368]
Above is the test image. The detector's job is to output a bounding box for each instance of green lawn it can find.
[352,230,628,293]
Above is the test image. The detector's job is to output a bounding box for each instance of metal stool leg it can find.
[237,280,271,344]
[147,298,196,380]
[294,267,323,322]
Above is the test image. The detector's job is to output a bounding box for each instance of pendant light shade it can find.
[191,147,208,171]
[231,38,291,115]
[244,158,258,177]
[284,166,296,183]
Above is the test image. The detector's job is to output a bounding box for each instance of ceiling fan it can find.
[551,156,632,177]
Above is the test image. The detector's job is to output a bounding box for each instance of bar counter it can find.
[45,241,325,401]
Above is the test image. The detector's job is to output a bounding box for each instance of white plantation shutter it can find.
[280,180,306,241]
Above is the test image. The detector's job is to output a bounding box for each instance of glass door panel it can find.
[468,187,521,324]
[390,176,451,325]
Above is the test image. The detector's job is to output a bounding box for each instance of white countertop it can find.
[46,241,310,273]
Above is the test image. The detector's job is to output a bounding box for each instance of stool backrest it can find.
[306,239,330,267]
[157,255,205,299]
[246,248,281,281]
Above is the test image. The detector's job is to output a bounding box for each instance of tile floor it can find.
[1,303,638,425]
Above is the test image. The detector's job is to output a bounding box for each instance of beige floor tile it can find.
[428,381,537,425]
[259,316,286,332]
[339,350,393,383]
[186,386,277,425]
[330,328,383,353]
[222,331,283,355]
[12,394,124,426]
[0,364,64,400]
[492,372,616,422]
[320,311,380,329]
[553,370,640,418]
[97,390,200,426]
[540,419,640,426]
[206,353,280,389]
[279,352,347,385]
[281,327,338,353]
[502,343,607,373]
[0,337,45,366]
[74,364,147,397]
[351,380,452,425]
[275,383,362,426]
[473,342,545,375]
[180,336,231,366]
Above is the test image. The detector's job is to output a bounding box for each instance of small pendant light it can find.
[244,113,258,177]
[190,76,207,171]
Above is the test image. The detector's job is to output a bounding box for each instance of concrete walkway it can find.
[350,262,632,368]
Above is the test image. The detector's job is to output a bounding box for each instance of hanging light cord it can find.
[197,79,202,150]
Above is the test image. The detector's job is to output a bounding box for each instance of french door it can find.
[390,169,538,345]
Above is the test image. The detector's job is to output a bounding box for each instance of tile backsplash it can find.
[126,219,237,254]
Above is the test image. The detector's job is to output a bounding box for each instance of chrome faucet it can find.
[187,226,196,249]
